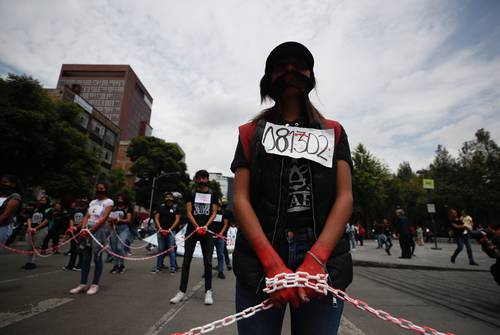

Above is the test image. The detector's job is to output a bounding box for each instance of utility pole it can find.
[423,178,441,250]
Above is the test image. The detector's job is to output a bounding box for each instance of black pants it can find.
[42,228,59,251]
[67,238,81,268]
[223,243,231,267]
[399,233,412,258]
[179,234,213,292]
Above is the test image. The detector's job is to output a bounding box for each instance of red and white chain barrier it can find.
[172,272,455,335]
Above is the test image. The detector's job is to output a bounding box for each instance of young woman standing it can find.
[69,183,113,295]
[231,42,353,335]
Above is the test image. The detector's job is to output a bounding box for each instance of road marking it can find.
[339,316,367,335]
[0,270,62,285]
[144,279,205,335]
[0,298,73,328]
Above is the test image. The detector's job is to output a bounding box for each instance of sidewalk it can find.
[350,239,493,271]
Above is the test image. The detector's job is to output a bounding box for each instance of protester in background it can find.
[409,224,416,256]
[221,199,233,270]
[170,170,218,305]
[449,208,478,266]
[109,194,133,274]
[380,218,393,256]
[0,174,21,246]
[231,41,353,335]
[372,220,383,249]
[153,191,180,274]
[460,209,473,233]
[22,195,51,270]
[210,200,229,279]
[42,201,63,254]
[69,182,113,295]
[356,222,365,246]
[476,222,500,285]
[63,198,87,271]
[395,209,412,259]
[416,225,424,246]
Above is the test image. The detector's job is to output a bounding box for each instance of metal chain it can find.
[176,272,455,335]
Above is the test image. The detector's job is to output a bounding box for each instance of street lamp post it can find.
[423,178,441,250]
[148,172,180,219]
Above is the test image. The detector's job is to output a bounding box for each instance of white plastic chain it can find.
[176,272,455,335]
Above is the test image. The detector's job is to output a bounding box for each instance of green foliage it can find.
[0,74,100,199]
[127,136,190,210]
[107,168,134,201]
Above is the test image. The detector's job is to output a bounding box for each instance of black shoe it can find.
[470,261,479,266]
[227,264,232,271]
[218,272,226,279]
[118,265,126,274]
[385,248,391,256]
[62,266,74,271]
[451,256,456,264]
[110,265,119,274]
[22,262,36,270]
[74,266,81,271]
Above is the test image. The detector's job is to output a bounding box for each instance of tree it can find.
[351,144,392,231]
[0,74,100,199]
[127,136,190,210]
[107,168,134,201]
[457,129,500,224]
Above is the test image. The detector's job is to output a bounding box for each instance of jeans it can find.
[213,237,226,273]
[110,224,129,267]
[452,234,475,262]
[0,224,13,245]
[67,236,82,269]
[179,233,213,292]
[157,231,176,272]
[80,229,106,285]
[236,229,345,335]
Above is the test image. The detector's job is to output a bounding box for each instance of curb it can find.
[353,259,489,272]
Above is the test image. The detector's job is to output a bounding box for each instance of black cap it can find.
[265,41,314,73]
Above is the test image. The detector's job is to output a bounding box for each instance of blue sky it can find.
[1,0,499,176]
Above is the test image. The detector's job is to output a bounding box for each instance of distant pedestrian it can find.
[42,201,63,254]
[449,209,478,266]
[381,218,393,255]
[356,222,365,246]
[372,220,383,249]
[0,174,22,246]
[210,200,230,279]
[416,225,424,246]
[395,209,412,259]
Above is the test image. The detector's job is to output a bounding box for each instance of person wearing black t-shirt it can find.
[170,170,218,306]
[210,201,229,279]
[153,192,180,273]
[231,42,353,335]
[23,195,52,270]
[108,194,134,274]
[63,198,88,270]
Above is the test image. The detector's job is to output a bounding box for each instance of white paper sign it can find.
[194,192,211,204]
[0,197,6,207]
[143,233,159,247]
[214,214,223,222]
[262,122,335,167]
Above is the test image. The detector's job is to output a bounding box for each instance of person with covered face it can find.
[69,182,113,295]
[231,42,353,334]
[22,195,52,270]
[0,174,21,246]
[170,170,218,305]
[153,191,180,274]
[109,194,134,274]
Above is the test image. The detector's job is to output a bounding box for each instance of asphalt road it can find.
[1,240,499,335]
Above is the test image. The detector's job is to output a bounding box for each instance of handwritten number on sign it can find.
[262,122,334,167]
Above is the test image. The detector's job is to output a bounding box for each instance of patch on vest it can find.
[262,122,335,167]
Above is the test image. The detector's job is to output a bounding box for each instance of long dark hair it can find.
[255,71,325,125]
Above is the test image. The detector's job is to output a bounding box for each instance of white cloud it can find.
[1,0,499,176]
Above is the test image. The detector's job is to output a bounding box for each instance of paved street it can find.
[1,238,499,335]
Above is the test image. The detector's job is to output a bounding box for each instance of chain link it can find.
[176,272,455,335]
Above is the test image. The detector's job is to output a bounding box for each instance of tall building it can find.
[46,86,120,173]
[209,172,234,207]
[57,64,153,140]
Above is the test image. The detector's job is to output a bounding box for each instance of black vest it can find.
[233,119,353,291]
